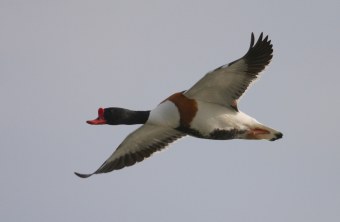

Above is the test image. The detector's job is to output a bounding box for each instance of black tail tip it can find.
[270,132,283,141]
[275,132,283,139]
[74,172,92,178]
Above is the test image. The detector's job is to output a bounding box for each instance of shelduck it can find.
[75,33,283,178]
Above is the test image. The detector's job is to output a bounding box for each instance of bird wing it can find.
[184,33,273,110]
[75,124,186,178]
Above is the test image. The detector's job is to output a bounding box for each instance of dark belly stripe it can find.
[209,129,246,140]
[177,127,246,140]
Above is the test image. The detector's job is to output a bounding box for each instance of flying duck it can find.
[75,33,283,178]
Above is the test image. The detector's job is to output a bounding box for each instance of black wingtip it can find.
[239,32,273,75]
[250,32,255,48]
[258,32,264,41]
[249,32,266,49]
[74,172,93,178]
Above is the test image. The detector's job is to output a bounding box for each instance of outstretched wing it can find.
[184,33,273,110]
[75,124,185,178]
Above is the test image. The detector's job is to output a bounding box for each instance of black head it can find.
[87,107,150,125]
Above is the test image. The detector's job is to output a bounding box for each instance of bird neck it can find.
[121,110,150,125]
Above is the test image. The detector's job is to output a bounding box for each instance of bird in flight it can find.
[75,33,282,178]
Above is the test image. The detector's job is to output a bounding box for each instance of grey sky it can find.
[1,0,339,221]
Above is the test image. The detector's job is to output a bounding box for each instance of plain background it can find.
[1,1,339,221]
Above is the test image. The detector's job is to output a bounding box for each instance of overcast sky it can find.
[1,1,339,221]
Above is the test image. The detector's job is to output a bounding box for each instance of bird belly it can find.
[187,102,250,139]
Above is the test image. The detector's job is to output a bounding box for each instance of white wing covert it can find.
[184,33,273,110]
